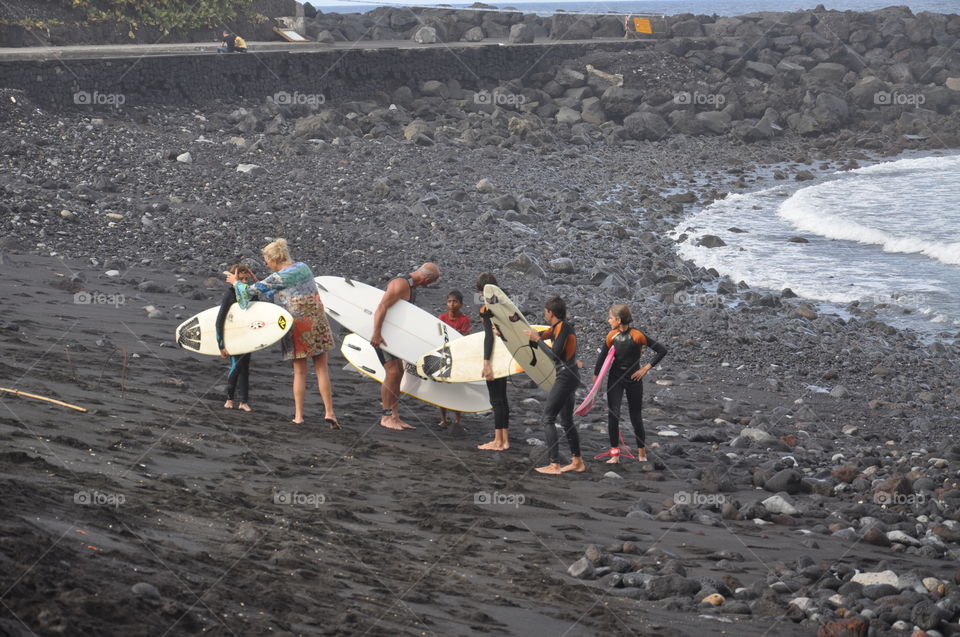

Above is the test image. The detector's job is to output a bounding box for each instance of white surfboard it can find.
[482,285,557,392]
[416,325,549,382]
[340,334,491,413]
[315,276,460,363]
[176,301,293,356]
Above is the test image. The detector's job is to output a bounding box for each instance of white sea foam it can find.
[778,183,960,266]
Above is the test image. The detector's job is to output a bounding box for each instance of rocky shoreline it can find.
[2,11,960,635]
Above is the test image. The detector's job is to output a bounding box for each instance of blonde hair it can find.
[262,238,291,265]
[610,303,632,324]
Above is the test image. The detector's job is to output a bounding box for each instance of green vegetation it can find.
[4,0,257,34]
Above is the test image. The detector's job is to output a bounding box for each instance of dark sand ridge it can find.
[1,247,957,636]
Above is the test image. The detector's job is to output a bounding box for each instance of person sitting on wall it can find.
[217,30,247,53]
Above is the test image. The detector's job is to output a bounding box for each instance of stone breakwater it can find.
[2,8,958,146]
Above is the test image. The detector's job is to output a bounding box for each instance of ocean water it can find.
[312,0,958,15]
[670,153,960,341]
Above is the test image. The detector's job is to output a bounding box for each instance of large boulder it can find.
[580,97,605,125]
[600,86,642,121]
[623,111,669,141]
[414,26,438,43]
[509,23,535,43]
[671,18,704,37]
[549,14,594,40]
[808,62,849,84]
[461,26,483,42]
[847,76,889,109]
[810,92,849,131]
[696,110,732,135]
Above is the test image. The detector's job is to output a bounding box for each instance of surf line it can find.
[0,388,88,413]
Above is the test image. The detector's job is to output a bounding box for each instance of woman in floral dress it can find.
[228,238,340,428]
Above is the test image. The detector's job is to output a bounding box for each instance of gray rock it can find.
[568,557,595,579]
[580,97,605,125]
[697,235,726,248]
[176,152,192,164]
[548,257,576,274]
[622,111,669,141]
[509,23,535,43]
[414,26,438,43]
[647,574,701,600]
[462,26,483,42]
[131,582,161,600]
[236,163,265,176]
[556,106,581,124]
[763,469,803,495]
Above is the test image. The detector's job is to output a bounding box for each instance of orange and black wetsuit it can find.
[480,303,509,430]
[594,327,667,449]
[536,320,581,462]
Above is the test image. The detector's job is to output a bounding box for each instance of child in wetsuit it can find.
[217,264,258,412]
[437,289,471,428]
[594,303,667,463]
[528,296,585,474]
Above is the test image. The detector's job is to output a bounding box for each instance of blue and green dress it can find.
[235,262,334,360]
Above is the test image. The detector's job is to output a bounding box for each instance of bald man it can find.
[370,263,440,430]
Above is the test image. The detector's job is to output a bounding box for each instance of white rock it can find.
[827,593,847,608]
[886,530,921,546]
[475,178,494,193]
[789,597,814,612]
[923,577,944,593]
[851,570,898,587]
[762,494,799,515]
[176,152,193,163]
[105,270,121,277]
[603,471,623,480]
[657,429,680,437]
[236,163,265,176]
[740,427,774,443]
[414,26,437,44]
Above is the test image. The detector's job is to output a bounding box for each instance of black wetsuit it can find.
[538,321,580,463]
[216,287,251,403]
[481,304,509,430]
[594,328,667,449]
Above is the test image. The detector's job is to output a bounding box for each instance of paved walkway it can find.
[0,37,651,61]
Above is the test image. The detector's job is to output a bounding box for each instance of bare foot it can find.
[535,463,563,474]
[560,457,586,473]
[223,400,234,409]
[499,442,510,450]
[438,420,449,429]
[637,448,648,462]
[238,403,251,412]
[291,419,304,424]
[391,415,415,430]
[477,440,499,450]
[379,416,405,430]
[606,455,620,464]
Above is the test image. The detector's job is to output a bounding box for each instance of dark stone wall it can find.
[0,41,645,110]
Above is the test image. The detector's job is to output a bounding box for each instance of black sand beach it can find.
[3,7,960,634]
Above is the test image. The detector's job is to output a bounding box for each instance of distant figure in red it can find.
[437,290,471,428]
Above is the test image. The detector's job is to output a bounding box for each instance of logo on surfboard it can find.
[278,316,287,330]
[249,321,266,330]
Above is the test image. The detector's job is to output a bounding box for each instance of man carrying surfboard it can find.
[370,263,440,431]
[526,296,586,475]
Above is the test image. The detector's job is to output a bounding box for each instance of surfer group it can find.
[220,239,668,474]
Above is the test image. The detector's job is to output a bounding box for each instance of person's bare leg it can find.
[438,407,449,428]
[637,447,648,462]
[560,456,586,473]
[313,353,339,427]
[380,360,412,430]
[292,358,307,423]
